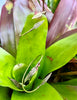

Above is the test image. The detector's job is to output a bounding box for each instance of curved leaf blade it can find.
[46,0,77,47]
[13,0,31,44]
[0,47,19,90]
[40,33,77,78]
[54,29,77,43]
[16,13,48,77]
[11,82,63,100]
[53,84,77,100]
[56,78,77,86]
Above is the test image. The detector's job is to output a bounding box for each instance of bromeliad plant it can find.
[0,0,77,100]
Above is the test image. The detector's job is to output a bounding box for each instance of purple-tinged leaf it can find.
[13,0,31,44]
[44,3,53,23]
[39,0,43,7]
[29,0,42,12]
[0,0,16,57]
[8,77,22,89]
[38,0,53,22]
[53,28,77,43]
[28,0,35,11]
[23,55,43,84]
[29,0,53,22]
[46,0,77,48]
[21,73,52,93]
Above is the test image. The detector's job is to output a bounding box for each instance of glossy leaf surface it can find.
[41,33,77,78]
[11,82,63,100]
[16,13,48,77]
[0,47,19,90]
[46,0,77,47]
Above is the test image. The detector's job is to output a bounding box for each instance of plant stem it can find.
[42,0,44,10]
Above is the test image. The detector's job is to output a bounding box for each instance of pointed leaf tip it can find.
[21,20,45,36]
[0,1,16,57]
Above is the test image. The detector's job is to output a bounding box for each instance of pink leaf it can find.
[0,0,16,56]
[29,0,53,22]
[13,0,31,44]
[46,0,77,48]
[53,28,77,43]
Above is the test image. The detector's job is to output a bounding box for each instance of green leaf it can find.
[0,87,11,100]
[11,82,63,100]
[47,0,60,13]
[56,79,77,86]
[13,0,31,45]
[21,73,51,93]
[12,63,26,82]
[0,47,20,91]
[16,13,48,77]
[40,33,77,78]
[53,84,77,100]
[74,55,77,59]
[51,0,60,13]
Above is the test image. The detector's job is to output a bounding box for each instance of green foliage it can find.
[56,79,77,86]
[16,13,48,80]
[45,0,60,13]
[40,33,77,78]
[74,55,77,59]
[0,9,77,100]
[0,47,19,90]
[50,0,60,13]
[12,63,26,82]
[53,84,77,100]
[11,82,63,100]
[0,13,48,92]
[16,13,48,64]
[0,87,11,100]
